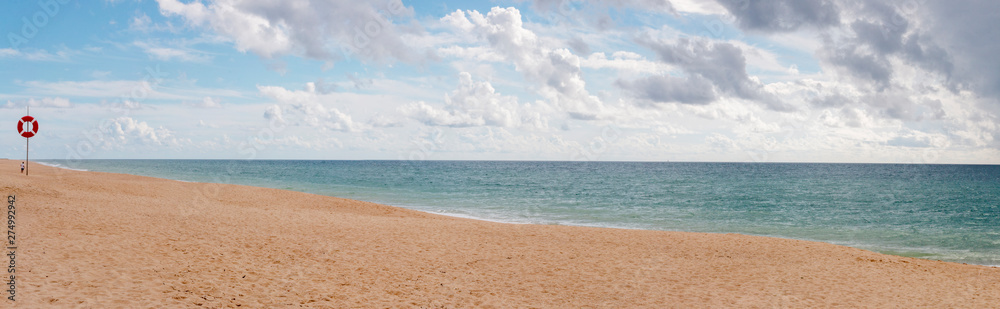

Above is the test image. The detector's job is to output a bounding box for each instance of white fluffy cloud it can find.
[258,83,359,132]
[0,48,72,61]
[0,48,18,57]
[156,0,422,64]
[135,41,210,62]
[92,117,187,150]
[580,51,670,74]
[185,96,222,108]
[263,104,284,123]
[3,97,73,108]
[5,1,999,163]
[442,7,605,120]
[20,80,154,98]
[529,0,678,14]
[400,72,549,129]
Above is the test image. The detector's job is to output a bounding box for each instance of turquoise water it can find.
[40,160,1000,266]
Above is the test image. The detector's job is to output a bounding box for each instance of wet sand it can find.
[3,159,998,307]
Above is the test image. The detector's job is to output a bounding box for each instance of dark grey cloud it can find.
[810,92,851,108]
[812,1,956,92]
[866,93,918,120]
[874,95,945,122]
[616,75,716,105]
[814,91,946,123]
[922,0,1000,99]
[620,35,789,110]
[637,36,752,95]
[565,36,591,55]
[822,43,893,90]
[716,0,840,32]
[719,0,1000,107]
[850,19,905,54]
[900,33,952,81]
[313,77,338,94]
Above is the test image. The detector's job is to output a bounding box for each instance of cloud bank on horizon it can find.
[1,0,998,163]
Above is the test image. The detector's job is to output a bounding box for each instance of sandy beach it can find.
[2,159,998,307]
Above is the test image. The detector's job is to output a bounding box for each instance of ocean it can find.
[38,160,1000,266]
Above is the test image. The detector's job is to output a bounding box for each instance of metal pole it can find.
[25,105,28,176]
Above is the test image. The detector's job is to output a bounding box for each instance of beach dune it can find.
[3,159,998,307]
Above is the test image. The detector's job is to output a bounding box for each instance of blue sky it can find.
[2,0,998,163]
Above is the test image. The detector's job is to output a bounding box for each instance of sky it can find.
[1,0,998,163]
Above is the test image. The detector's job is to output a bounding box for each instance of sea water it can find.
[38,160,1000,266]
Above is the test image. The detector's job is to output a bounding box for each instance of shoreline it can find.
[35,159,1000,267]
[5,159,999,307]
[411,207,1000,268]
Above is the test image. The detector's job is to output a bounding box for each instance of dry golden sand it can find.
[2,159,998,308]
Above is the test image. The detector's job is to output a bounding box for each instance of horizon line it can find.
[20,158,1000,166]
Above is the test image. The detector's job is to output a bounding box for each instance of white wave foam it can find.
[34,161,88,172]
